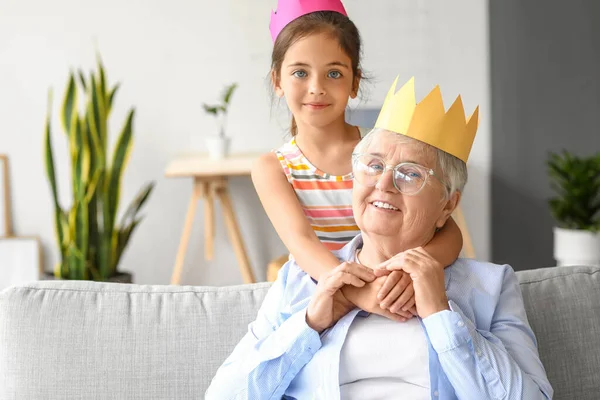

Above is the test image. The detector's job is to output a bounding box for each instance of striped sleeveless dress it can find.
[274,128,368,251]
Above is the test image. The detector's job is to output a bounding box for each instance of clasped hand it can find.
[306,248,449,333]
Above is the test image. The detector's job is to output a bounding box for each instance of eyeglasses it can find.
[352,153,444,195]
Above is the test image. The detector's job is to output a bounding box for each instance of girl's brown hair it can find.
[271,11,363,136]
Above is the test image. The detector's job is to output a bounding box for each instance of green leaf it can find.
[93,73,108,158]
[60,73,78,136]
[45,91,59,203]
[86,75,106,167]
[107,109,134,217]
[97,55,107,108]
[222,83,237,105]
[107,84,120,117]
[112,218,141,271]
[45,93,68,265]
[74,190,89,280]
[120,182,155,226]
[78,69,87,91]
[203,104,220,115]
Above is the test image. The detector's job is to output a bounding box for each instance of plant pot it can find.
[205,135,231,159]
[553,227,600,267]
[42,271,134,283]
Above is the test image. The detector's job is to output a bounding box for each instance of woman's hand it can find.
[306,262,376,333]
[375,270,417,315]
[342,271,416,322]
[381,247,450,318]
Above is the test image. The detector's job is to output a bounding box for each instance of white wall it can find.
[0,0,490,286]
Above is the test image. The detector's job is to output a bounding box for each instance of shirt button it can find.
[457,321,464,327]
[434,390,439,397]
[476,349,482,356]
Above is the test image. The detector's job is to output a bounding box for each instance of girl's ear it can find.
[350,69,362,99]
[271,69,284,98]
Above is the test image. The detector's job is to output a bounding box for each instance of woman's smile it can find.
[370,200,400,212]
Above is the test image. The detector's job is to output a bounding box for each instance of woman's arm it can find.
[251,153,341,280]
[422,266,553,399]
[205,263,321,399]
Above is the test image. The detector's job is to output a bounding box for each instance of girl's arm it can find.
[423,216,463,267]
[251,153,341,280]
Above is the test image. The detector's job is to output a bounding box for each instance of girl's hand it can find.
[383,247,450,319]
[306,262,376,333]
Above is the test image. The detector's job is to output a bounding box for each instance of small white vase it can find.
[205,135,231,159]
[553,227,600,267]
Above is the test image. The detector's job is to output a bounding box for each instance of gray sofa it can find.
[1,265,598,399]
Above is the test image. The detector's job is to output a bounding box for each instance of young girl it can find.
[252,1,463,320]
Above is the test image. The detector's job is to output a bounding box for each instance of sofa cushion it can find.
[0,280,270,399]
[517,265,600,400]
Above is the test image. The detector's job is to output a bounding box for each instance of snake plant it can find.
[44,56,154,280]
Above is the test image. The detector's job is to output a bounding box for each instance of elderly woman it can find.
[206,77,552,400]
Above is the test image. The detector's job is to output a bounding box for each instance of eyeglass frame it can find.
[351,153,447,196]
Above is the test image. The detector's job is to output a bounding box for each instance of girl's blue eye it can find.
[328,70,342,79]
[293,70,307,78]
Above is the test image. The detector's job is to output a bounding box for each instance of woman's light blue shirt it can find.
[206,234,553,399]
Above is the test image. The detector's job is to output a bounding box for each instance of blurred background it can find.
[0,0,598,286]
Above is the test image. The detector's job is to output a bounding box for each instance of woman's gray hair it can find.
[353,128,468,197]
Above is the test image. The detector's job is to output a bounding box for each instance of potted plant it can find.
[202,83,238,159]
[547,150,600,267]
[43,55,154,282]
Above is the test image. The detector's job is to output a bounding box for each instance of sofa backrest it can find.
[516,265,600,400]
[0,266,598,399]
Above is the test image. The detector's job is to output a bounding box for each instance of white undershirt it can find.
[338,250,430,399]
[339,314,430,399]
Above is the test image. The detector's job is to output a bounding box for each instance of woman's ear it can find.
[351,69,362,99]
[271,69,284,98]
[436,191,461,229]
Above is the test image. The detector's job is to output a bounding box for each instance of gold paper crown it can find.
[374,76,479,163]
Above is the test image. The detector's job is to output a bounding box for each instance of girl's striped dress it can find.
[274,128,368,251]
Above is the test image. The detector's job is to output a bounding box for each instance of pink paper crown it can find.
[270,0,348,42]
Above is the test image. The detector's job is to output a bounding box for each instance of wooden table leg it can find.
[171,178,204,285]
[215,180,256,284]
[204,181,215,260]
